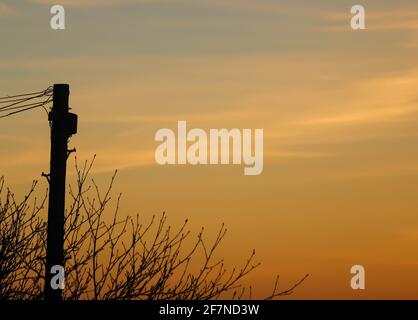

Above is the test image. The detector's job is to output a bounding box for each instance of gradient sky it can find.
[1,0,418,299]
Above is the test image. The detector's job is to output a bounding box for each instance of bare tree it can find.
[0,158,308,300]
[0,177,46,299]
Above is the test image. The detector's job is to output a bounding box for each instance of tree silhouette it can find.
[0,178,46,299]
[0,158,308,300]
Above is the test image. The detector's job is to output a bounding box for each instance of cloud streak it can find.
[0,3,16,16]
[297,105,418,127]
[29,0,139,7]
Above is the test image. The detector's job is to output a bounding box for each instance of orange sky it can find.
[1,0,418,299]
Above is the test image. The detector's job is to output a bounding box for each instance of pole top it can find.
[52,84,70,113]
[53,84,70,93]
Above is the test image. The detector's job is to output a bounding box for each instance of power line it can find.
[0,99,52,119]
[0,86,52,100]
[0,94,47,111]
[0,96,42,104]
[0,87,52,109]
[0,103,50,119]
[0,86,53,119]
[0,98,52,114]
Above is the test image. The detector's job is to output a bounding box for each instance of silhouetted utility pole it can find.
[44,84,77,301]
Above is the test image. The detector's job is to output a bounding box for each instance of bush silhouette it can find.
[0,158,307,300]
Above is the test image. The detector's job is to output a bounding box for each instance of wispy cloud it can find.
[298,105,418,127]
[28,0,139,7]
[0,3,17,16]
[27,0,288,12]
[367,10,418,31]
[25,0,327,19]
[318,8,418,32]
[267,150,336,160]
[76,149,156,174]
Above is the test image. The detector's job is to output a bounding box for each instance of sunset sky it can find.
[1,0,418,299]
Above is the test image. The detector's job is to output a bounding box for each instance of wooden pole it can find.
[44,84,77,301]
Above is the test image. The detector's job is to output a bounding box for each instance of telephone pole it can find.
[44,84,77,301]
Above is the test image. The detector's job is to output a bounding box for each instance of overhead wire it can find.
[0,86,53,119]
[0,87,52,100]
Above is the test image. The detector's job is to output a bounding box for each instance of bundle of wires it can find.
[0,86,53,119]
